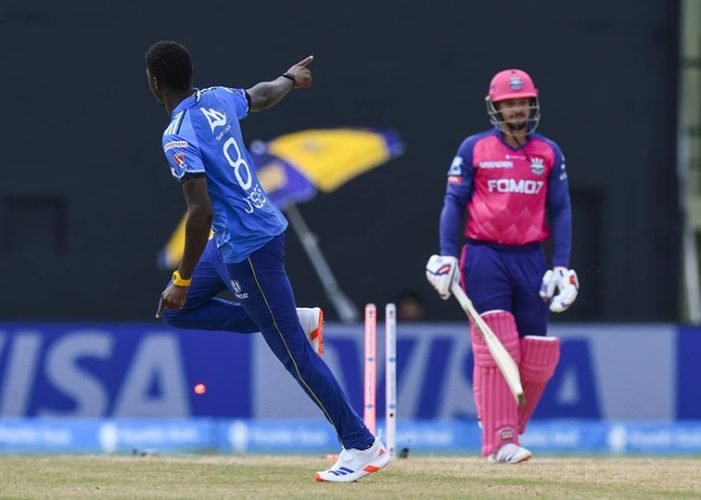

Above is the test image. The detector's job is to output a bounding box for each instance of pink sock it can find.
[518,336,560,434]
[471,310,521,456]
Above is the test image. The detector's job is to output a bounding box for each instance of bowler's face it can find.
[146,68,164,105]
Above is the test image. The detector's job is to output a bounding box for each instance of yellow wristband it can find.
[171,270,192,287]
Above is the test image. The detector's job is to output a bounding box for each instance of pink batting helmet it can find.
[485,69,541,135]
[488,69,538,102]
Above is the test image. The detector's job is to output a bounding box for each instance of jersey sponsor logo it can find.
[172,152,186,168]
[505,154,526,160]
[487,178,544,194]
[478,161,513,169]
[448,175,463,185]
[448,156,463,175]
[530,157,545,176]
[201,107,227,132]
[164,140,189,152]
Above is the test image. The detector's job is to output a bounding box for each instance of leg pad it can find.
[471,310,521,456]
[518,335,560,434]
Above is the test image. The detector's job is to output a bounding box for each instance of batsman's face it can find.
[497,98,531,130]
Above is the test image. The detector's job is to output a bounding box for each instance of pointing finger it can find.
[296,55,314,67]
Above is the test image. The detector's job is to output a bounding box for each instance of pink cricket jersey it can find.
[450,131,560,245]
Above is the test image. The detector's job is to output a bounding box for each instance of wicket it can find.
[364,303,397,458]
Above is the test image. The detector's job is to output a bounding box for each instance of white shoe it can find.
[487,443,532,464]
[315,436,391,482]
[297,307,324,357]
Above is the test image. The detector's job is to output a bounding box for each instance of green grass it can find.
[1,455,700,499]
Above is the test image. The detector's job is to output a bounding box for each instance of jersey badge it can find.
[530,157,545,176]
[510,76,523,90]
[172,152,186,168]
[448,156,463,175]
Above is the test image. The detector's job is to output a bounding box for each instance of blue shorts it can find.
[460,240,548,336]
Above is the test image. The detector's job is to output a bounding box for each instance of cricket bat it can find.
[451,282,525,407]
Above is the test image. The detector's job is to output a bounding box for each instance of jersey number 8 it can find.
[223,137,253,191]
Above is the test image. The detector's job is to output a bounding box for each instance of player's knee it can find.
[472,310,521,368]
[519,336,560,381]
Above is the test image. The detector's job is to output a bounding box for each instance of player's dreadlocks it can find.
[145,41,193,91]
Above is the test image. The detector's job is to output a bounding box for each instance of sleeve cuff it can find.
[244,90,252,112]
[180,171,206,183]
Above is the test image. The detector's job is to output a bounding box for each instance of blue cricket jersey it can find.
[161,87,288,263]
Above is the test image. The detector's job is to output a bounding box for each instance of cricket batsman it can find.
[426,69,579,463]
[145,41,390,481]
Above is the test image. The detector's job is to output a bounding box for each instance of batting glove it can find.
[539,267,579,313]
[426,255,461,300]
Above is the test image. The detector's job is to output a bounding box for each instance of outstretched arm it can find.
[246,55,314,112]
